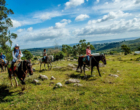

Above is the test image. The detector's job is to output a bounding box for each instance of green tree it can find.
[73,39,95,56]
[22,50,33,60]
[121,45,131,55]
[62,45,72,57]
[0,0,17,49]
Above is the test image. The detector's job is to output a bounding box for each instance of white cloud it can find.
[12,19,22,28]
[58,4,61,7]
[17,28,25,33]
[96,0,100,3]
[54,19,71,29]
[93,0,140,14]
[86,0,88,2]
[88,10,131,24]
[75,18,140,36]
[105,2,108,5]
[27,27,33,32]
[65,0,84,9]
[135,0,140,4]
[75,14,90,21]
[33,11,62,21]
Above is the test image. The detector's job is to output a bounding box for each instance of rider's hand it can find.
[18,55,21,57]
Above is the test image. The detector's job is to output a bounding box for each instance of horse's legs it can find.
[80,65,82,73]
[48,63,50,70]
[14,77,18,87]
[97,65,101,77]
[91,65,94,76]
[83,64,87,77]
[10,78,14,87]
[50,63,52,70]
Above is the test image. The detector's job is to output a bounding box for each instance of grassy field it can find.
[0,54,140,110]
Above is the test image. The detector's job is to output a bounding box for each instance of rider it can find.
[43,49,47,61]
[86,45,92,65]
[0,52,6,64]
[11,44,23,71]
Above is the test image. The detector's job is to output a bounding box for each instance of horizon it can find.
[7,0,140,49]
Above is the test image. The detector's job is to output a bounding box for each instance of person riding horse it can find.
[0,52,6,64]
[11,44,23,72]
[86,45,92,66]
[42,49,47,62]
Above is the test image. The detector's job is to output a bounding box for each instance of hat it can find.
[15,44,19,47]
[87,45,90,47]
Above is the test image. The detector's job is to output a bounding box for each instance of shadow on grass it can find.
[67,73,97,81]
[53,67,72,72]
[0,85,14,103]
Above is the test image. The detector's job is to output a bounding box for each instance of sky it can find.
[6,0,140,49]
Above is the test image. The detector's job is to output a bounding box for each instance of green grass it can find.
[0,54,140,110]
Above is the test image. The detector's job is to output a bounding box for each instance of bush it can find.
[73,56,78,59]
[136,57,140,61]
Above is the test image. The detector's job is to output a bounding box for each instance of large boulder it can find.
[51,76,56,80]
[33,79,40,84]
[109,74,118,77]
[39,74,48,80]
[65,79,80,84]
[73,83,83,87]
[67,64,75,68]
[54,83,63,88]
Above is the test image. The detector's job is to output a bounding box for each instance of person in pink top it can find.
[86,45,91,65]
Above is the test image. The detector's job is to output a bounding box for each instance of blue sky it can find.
[6,0,140,49]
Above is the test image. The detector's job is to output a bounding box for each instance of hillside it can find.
[22,37,140,55]
[0,54,140,109]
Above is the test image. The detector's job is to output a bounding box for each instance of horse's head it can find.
[24,60,33,75]
[100,54,107,65]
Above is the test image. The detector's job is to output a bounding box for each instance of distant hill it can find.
[22,37,140,55]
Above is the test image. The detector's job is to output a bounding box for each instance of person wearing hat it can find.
[0,52,6,64]
[86,45,91,66]
[11,44,23,71]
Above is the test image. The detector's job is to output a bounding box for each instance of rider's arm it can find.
[4,55,6,59]
[19,51,23,57]
[12,51,18,61]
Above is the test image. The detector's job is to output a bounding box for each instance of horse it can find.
[0,59,8,72]
[38,55,53,71]
[8,60,33,87]
[77,54,107,77]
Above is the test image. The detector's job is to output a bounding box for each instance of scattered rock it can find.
[109,74,118,77]
[54,83,63,88]
[51,76,56,80]
[53,66,62,69]
[33,79,40,84]
[117,70,120,73]
[99,63,105,67]
[65,79,80,84]
[73,64,78,67]
[85,68,89,71]
[73,83,83,87]
[39,74,48,80]
[67,64,75,68]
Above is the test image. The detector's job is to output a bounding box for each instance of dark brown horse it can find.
[8,60,33,87]
[0,59,8,72]
[77,54,107,77]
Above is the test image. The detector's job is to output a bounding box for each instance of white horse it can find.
[38,55,53,71]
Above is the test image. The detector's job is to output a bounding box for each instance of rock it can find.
[53,66,62,69]
[73,64,78,67]
[72,68,77,71]
[99,63,105,67]
[85,68,89,71]
[109,74,118,77]
[51,76,56,80]
[65,79,80,84]
[54,83,63,88]
[33,79,40,84]
[67,64,75,68]
[74,83,83,87]
[39,74,48,80]
[117,70,120,73]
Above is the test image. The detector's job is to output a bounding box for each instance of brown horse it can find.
[77,54,107,77]
[8,60,33,87]
[0,59,8,72]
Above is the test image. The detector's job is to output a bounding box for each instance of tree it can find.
[22,50,33,60]
[0,0,17,49]
[62,45,72,57]
[73,39,95,56]
[121,45,131,55]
